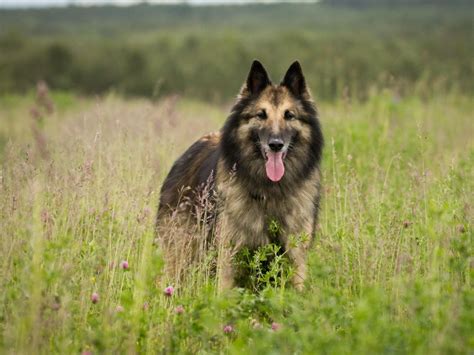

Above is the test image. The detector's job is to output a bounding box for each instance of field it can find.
[0,1,473,354]
[0,87,472,353]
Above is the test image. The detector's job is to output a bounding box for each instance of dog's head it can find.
[222,60,323,185]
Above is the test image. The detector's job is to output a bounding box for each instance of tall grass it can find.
[0,89,472,353]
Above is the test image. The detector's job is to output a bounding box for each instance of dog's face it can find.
[222,60,322,185]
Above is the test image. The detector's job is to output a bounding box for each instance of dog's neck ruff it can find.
[249,191,265,202]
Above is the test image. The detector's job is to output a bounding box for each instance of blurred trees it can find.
[0,3,471,101]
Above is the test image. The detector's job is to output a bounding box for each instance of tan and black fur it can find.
[157,60,323,291]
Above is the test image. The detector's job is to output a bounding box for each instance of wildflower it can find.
[143,302,150,311]
[250,318,262,329]
[120,260,129,270]
[223,325,234,334]
[271,322,281,331]
[175,305,185,314]
[30,107,41,120]
[115,305,124,313]
[91,292,99,304]
[164,286,174,297]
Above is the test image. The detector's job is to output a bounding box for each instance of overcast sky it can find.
[0,0,318,8]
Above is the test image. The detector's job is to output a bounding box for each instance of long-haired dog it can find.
[156,60,323,291]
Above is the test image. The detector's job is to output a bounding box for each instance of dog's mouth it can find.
[262,149,287,182]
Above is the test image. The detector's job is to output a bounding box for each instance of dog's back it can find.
[158,132,220,220]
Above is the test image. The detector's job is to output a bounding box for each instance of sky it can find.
[0,0,318,8]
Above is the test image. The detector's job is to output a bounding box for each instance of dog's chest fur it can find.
[215,159,320,249]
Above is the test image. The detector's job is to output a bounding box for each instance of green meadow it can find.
[0,2,472,354]
[0,88,472,353]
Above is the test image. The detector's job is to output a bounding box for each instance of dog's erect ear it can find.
[281,61,309,98]
[240,60,271,97]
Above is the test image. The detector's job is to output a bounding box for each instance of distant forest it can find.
[0,2,471,101]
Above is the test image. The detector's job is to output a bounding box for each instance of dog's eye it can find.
[256,110,267,120]
[284,110,296,121]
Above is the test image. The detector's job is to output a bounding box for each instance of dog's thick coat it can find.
[157,60,323,290]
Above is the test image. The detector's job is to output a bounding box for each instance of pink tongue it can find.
[265,151,285,182]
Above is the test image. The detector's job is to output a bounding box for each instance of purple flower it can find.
[164,286,174,297]
[271,322,281,331]
[115,305,124,313]
[223,325,234,334]
[143,302,149,311]
[91,292,99,304]
[175,305,185,314]
[120,260,129,270]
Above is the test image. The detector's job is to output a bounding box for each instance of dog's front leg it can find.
[217,250,235,291]
[286,244,308,291]
[215,214,238,292]
[284,222,313,291]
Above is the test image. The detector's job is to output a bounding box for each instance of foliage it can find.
[0,89,472,353]
[0,3,472,101]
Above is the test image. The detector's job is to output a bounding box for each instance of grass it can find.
[0,88,472,354]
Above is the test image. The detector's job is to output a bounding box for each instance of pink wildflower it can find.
[175,305,185,314]
[223,325,234,334]
[271,322,281,331]
[91,292,99,304]
[164,286,174,297]
[120,260,129,270]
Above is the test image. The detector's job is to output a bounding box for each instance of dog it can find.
[156,60,323,291]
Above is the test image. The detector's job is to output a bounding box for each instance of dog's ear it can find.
[281,61,309,98]
[239,60,271,98]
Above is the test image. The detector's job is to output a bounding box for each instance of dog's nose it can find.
[269,138,284,152]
